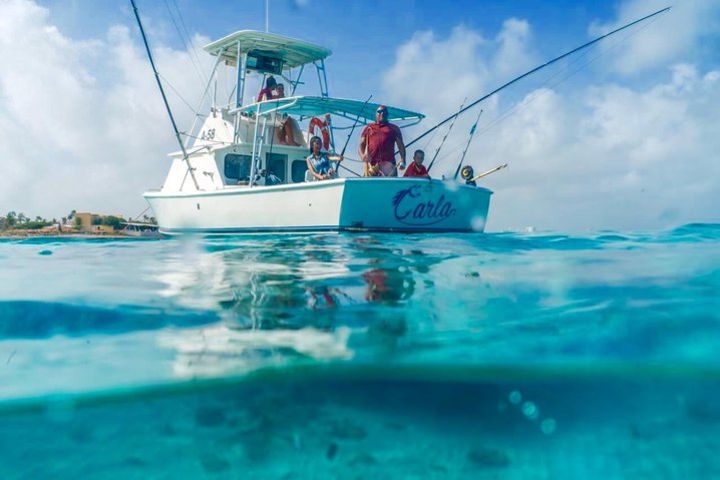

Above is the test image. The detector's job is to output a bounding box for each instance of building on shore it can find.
[72,212,125,234]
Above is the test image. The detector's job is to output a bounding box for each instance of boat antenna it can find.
[453,108,483,179]
[130,0,200,190]
[405,6,671,150]
[265,0,269,33]
[426,97,466,173]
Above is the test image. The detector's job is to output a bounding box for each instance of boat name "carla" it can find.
[392,185,457,226]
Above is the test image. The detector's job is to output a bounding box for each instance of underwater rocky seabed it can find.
[0,224,718,478]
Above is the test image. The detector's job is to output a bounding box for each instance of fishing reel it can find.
[366,163,382,177]
[460,165,474,181]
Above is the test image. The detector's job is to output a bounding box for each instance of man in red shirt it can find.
[403,149,429,178]
[359,105,406,176]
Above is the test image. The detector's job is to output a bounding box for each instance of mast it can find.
[406,6,672,150]
[130,0,200,191]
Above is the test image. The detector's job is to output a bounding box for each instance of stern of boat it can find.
[339,178,492,232]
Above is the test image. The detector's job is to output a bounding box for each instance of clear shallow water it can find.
[0,225,718,478]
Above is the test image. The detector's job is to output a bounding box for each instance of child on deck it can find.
[403,149,429,178]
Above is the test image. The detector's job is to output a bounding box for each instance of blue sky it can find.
[32,0,717,134]
[2,0,719,230]
[45,1,615,47]
[39,0,706,97]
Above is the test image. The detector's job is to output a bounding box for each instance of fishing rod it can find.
[426,97,466,173]
[405,6,671,151]
[341,95,372,157]
[333,95,372,178]
[336,161,361,177]
[130,0,200,190]
[453,108,483,180]
[471,163,508,182]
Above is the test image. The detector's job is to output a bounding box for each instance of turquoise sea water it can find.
[0,224,719,478]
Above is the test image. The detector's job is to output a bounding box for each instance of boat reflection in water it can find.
[153,235,436,378]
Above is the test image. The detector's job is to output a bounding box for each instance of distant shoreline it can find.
[0,230,143,239]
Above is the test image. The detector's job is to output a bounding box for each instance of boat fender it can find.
[308,116,331,150]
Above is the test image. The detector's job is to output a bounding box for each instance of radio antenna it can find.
[265,0,269,32]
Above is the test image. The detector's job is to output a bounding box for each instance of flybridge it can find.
[201,30,335,108]
[204,30,332,69]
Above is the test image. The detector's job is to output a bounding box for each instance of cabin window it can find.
[291,159,308,183]
[224,154,251,181]
[265,153,287,184]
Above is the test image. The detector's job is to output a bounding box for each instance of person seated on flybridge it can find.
[306,136,343,181]
[403,149,429,178]
[257,75,277,102]
[256,77,303,147]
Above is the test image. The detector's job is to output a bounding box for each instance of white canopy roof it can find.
[237,96,425,124]
[204,30,331,68]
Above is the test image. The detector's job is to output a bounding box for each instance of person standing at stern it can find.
[403,149,429,178]
[359,105,406,176]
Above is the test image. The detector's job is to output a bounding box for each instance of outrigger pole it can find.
[130,0,200,190]
[405,6,671,150]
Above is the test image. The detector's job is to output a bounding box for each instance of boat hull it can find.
[144,178,492,234]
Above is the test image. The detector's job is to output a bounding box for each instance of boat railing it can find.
[228,97,302,117]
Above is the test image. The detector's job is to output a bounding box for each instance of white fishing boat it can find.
[132,3,669,234]
[137,27,492,234]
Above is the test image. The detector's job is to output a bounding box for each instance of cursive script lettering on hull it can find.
[392,185,457,226]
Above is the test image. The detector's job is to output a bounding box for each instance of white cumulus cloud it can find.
[382,8,720,231]
[589,0,720,75]
[0,0,213,220]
